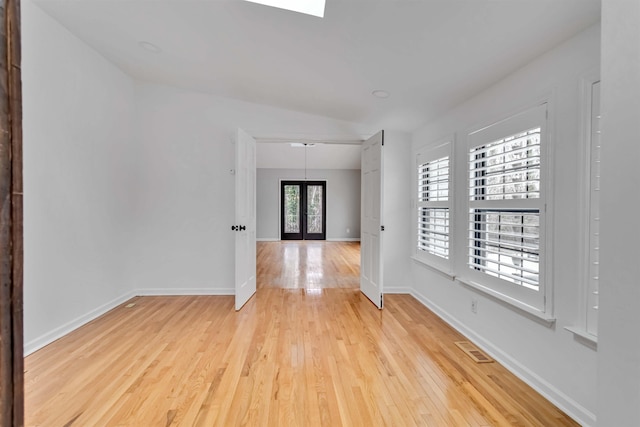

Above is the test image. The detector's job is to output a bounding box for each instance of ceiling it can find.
[34,0,600,133]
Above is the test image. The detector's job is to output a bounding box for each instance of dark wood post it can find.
[0,0,22,425]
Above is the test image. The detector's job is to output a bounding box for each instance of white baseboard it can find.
[135,288,235,296]
[410,289,596,427]
[384,286,411,294]
[24,290,136,356]
[257,238,360,242]
[25,288,234,356]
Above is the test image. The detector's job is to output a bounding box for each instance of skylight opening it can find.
[244,0,325,18]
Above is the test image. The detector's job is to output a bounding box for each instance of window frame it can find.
[413,139,454,274]
[584,80,601,337]
[567,72,600,344]
[459,103,551,315]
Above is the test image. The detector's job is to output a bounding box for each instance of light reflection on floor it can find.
[282,242,324,291]
[305,244,323,293]
[257,241,360,291]
[283,244,300,288]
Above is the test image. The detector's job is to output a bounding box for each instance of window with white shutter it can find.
[415,142,452,270]
[465,104,548,311]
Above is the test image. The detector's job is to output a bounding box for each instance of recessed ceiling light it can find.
[244,0,325,18]
[372,90,390,99]
[138,41,162,53]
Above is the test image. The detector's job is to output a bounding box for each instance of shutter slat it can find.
[418,155,449,202]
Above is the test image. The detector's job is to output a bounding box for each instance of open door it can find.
[234,129,257,310]
[360,131,384,308]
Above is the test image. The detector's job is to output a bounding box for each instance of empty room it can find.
[3,0,638,425]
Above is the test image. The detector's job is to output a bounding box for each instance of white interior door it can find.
[360,130,384,308]
[235,128,257,310]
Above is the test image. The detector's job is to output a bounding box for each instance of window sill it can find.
[565,326,598,347]
[410,256,455,280]
[456,277,556,325]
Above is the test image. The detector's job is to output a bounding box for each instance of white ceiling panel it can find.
[33,0,600,131]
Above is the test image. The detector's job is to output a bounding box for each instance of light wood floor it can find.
[25,242,577,426]
[257,241,360,289]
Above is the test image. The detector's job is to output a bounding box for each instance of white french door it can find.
[234,128,257,310]
[360,131,384,308]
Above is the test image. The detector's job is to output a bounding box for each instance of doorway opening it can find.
[281,180,326,240]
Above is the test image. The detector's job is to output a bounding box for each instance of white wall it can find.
[256,168,361,241]
[22,0,137,353]
[132,82,371,295]
[597,1,640,425]
[382,131,412,293]
[409,25,600,425]
[21,0,380,350]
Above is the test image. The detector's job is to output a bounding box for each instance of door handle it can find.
[239,225,246,231]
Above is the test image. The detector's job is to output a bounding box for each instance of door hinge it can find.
[381,225,385,231]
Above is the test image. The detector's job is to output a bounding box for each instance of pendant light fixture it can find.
[290,142,316,180]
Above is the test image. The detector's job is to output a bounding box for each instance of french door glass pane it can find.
[307,185,323,234]
[284,185,300,233]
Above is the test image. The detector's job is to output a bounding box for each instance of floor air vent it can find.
[454,341,494,363]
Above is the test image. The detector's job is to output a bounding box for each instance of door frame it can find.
[280,180,327,240]
[1,0,24,424]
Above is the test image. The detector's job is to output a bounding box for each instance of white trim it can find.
[384,286,411,294]
[410,256,456,280]
[543,94,557,322]
[577,70,601,337]
[456,276,555,323]
[258,237,360,242]
[565,326,598,347]
[410,288,596,427]
[416,141,451,163]
[253,132,368,145]
[24,290,136,356]
[135,288,235,296]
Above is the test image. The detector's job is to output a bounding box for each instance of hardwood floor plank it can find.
[25,242,578,426]
[257,241,360,289]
